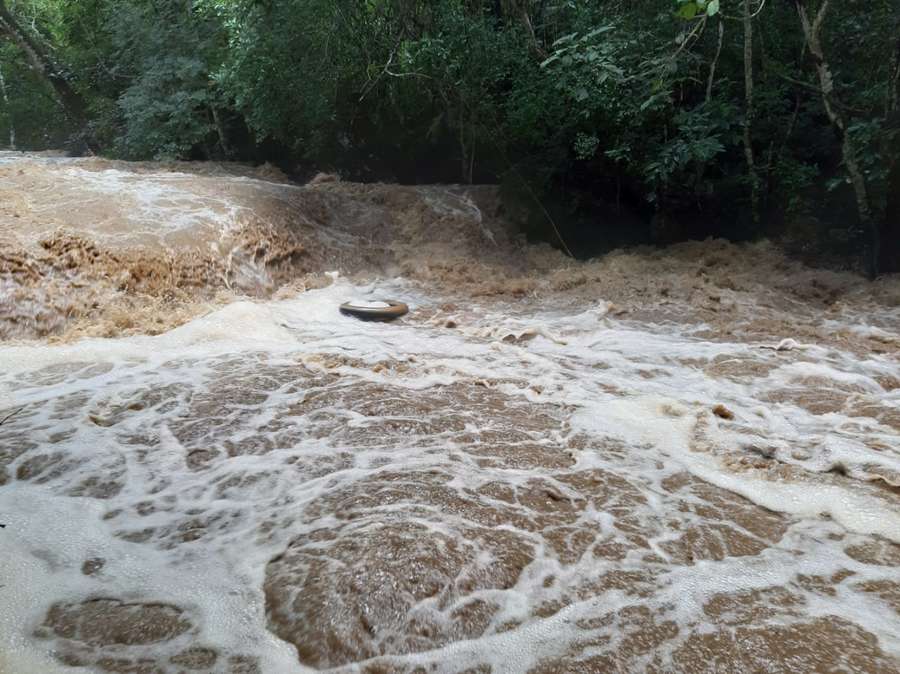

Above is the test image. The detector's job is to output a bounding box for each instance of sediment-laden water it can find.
[1,153,898,673]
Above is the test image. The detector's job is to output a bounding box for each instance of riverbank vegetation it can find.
[1,0,897,272]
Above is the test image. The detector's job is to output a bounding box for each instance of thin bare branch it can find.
[0,406,24,427]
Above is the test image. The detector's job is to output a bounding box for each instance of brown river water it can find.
[1,151,899,673]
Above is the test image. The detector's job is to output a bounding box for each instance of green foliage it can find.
[676,0,720,20]
[108,1,225,159]
[643,107,728,197]
[0,41,68,148]
[0,0,896,265]
[200,0,345,158]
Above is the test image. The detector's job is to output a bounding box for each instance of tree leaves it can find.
[677,3,699,20]
[1,0,895,265]
[676,0,720,20]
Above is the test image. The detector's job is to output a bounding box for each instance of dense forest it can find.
[0,0,898,273]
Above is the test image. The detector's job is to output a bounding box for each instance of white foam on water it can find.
[343,300,392,309]
[2,157,899,670]
[2,153,309,259]
[0,489,306,674]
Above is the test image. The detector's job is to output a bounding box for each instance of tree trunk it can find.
[692,20,725,194]
[459,111,468,183]
[468,128,476,185]
[879,110,900,274]
[211,106,231,159]
[743,0,760,224]
[501,0,545,58]
[795,0,876,273]
[706,19,724,103]
[0,62,13,149]
[888,33,899,115]
[0,0,93,144]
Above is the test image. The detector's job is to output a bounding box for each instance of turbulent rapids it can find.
[1,152,899,673]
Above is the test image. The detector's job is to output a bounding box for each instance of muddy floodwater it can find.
[1,152,899,673]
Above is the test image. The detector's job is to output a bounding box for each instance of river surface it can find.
[1,152,899,673]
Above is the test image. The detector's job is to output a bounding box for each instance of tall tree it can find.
[879,33,900,274]
[742,0,760,223]
[0,60,12,148]
[0,0,91,141]
[882,134,900,273]
[794,0,875,272]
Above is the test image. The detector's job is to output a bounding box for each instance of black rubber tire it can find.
[339,300,409,322]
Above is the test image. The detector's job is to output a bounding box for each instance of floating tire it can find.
[339,300,409,322]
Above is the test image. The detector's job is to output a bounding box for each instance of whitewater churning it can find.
[0,152,513,341]
[1,153,899,673]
